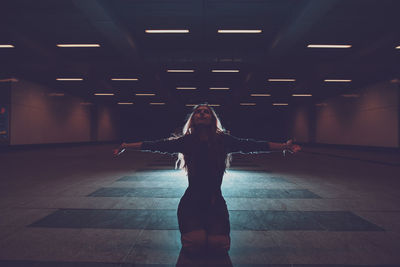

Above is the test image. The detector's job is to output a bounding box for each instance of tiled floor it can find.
[0,144,399,266]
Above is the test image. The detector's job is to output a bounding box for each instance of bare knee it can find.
[208,234,230,254]
[181,230,207,254]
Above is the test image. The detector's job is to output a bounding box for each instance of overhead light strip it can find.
[209,104,220,107]
[94,93,114,96]
[111,78,138,81]
[56,78,83,81]
[176,87,197,90]
[396,46,400,49]
[218,30,262,34]
[292,94,312,97]
[135,93,155,96]
[273,103,289,106]
[57,44,100,48]
[118,102,134,105]
[240,103,256,106]
[268,79,296,82]
[209,87,229,90]
[324,79,352,82]
[250,94,271,97]
[167,70,194,73]
[307,44,352,48]
[212,70,239,73]
[145,30,189,33]
[150,102,166,105]
[0,44,15,48]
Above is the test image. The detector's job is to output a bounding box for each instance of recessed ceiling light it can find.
[218,30,262,33]
[307,44,352,48]
[57,44,100,48]
[211,70,239,73]
[135,93,155,96]
[292,94,312,97]
[0,44,14,48]
[176,87,197,90]
[240,103,256,106]
[272,103,289,106]
[94,93,114,96]
[117,102,134,105]
[167,69,194,73]
[250,94,271,97]
[150,102,166,105]
[268,79,296,82]
[111,78,138,81]
[209,87,229,90]
[56,78,83,81]
[145,30,189,33]
[324,79,352,82]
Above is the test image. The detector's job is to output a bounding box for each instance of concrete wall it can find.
[292,80,399,148]
[292,106,310,143]
[10,80,118,145]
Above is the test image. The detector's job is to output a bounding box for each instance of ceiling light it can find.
[176,87,197,90]
[117,102,134,105]
[324,79,352,82]
[94,93,114,96]
[292,94,312,97]
[268,79,296,82]
[211,70,239,73]
[240,103,256,106]
[307,44,352,48]
[273,103,289,106]
[250,94,271,97]
[396,46,400,49]
[218,30,262,33]
[185,104,197,107]
[150,102,166,105]
[209,104,220,107]
[111,78,138,81]
[167,69,194,73]
[145,30,189,33]
[209,87,229,90]
[135,93,155,96]
[57,44,100,48]
[0,44,14,48]
[56,78,83,81]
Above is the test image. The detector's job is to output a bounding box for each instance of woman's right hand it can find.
[113,143,127,157]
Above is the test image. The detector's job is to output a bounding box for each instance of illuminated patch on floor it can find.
[30,209,383,231]
[88,188,320,198]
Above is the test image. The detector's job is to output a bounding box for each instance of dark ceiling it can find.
[1,0,399,107]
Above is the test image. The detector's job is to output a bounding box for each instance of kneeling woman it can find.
[114,104,300,255]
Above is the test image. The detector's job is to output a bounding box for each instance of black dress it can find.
[141,133,271,235]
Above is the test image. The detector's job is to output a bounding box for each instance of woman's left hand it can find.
[284,139,301,154]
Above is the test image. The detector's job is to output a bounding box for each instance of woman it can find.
[113,104,301,256]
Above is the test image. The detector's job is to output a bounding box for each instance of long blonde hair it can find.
[175,104,232,172]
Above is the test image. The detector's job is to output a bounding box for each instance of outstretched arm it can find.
[269,139,301,154]
[113,142,142,157]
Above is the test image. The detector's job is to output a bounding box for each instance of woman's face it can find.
[192,106,213,126]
